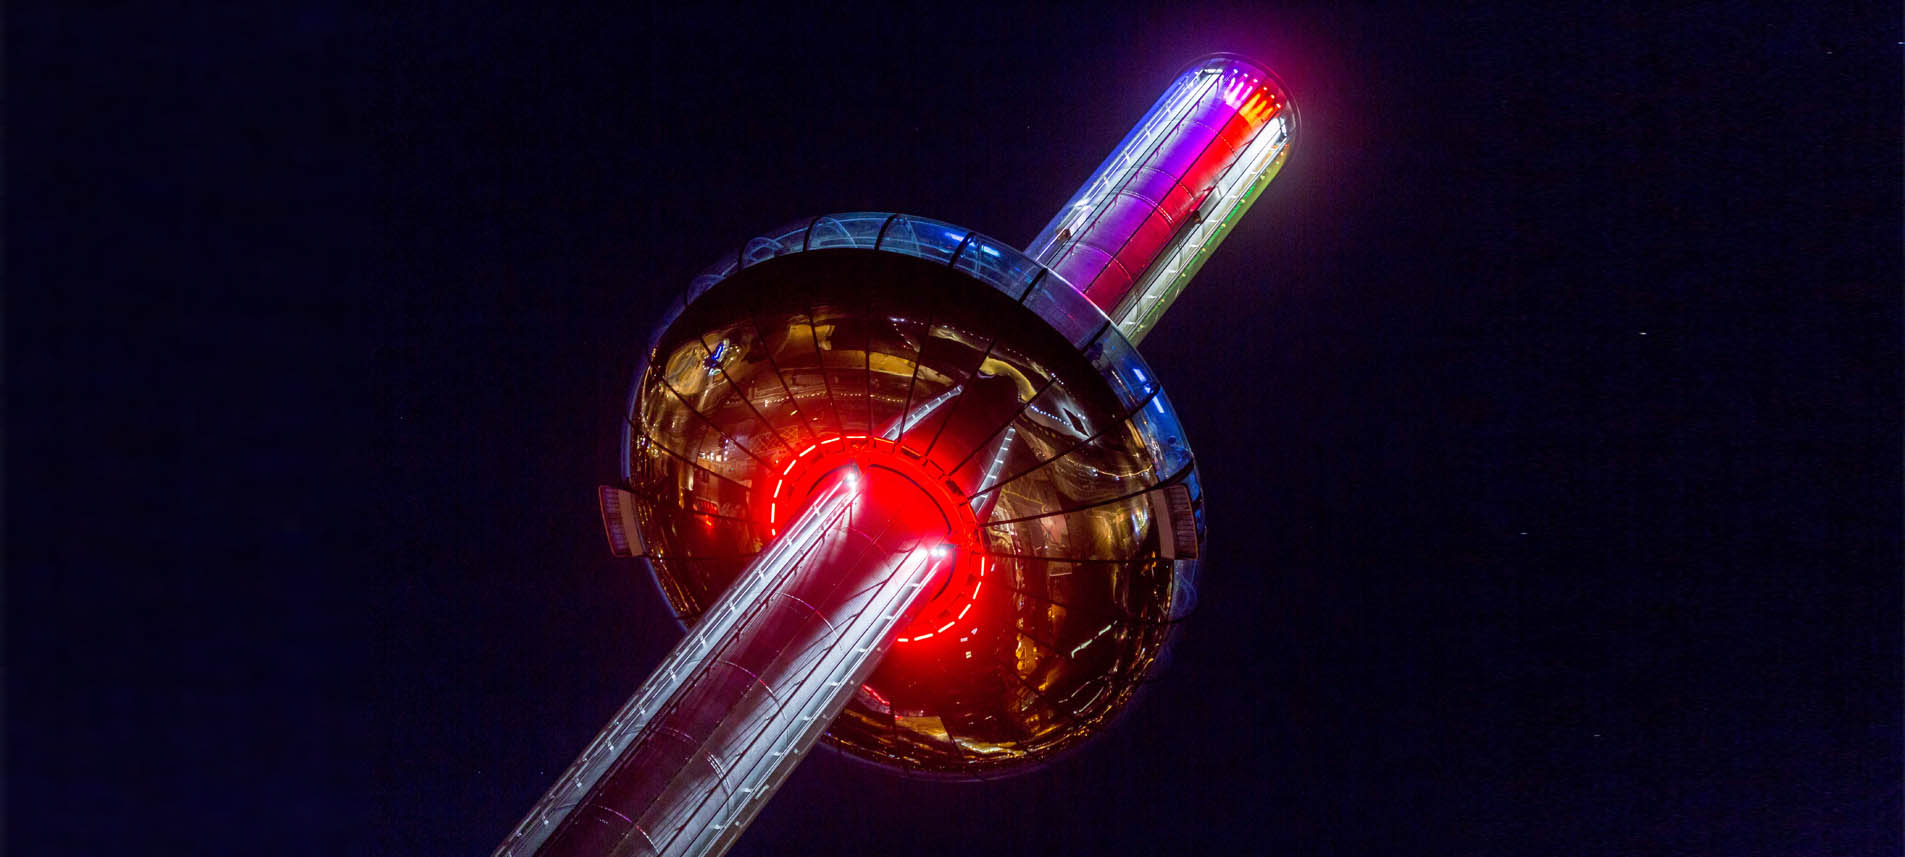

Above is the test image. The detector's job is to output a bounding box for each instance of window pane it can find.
[953,233,1042,301]
[686,255,738,303]
[875,214,919,256]
[1127,389,1193,477]
[1168,557,1199,620]
[741,233,795,268]
[1084,331,1158,413]
[808,212,889,250]
[1022,278,1107,349]
[879,215,965,265]
[646,291,689,355]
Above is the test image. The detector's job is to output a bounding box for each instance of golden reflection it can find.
[627,252,1196,777]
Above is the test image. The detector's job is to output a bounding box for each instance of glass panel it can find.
[686,459,753,518]
[982,509,1068,558]
[806,213,877,250]
[880,215,963,265]
[1035,564,1123,639]
[1127,389,1193,478]
[1050,242,1113,296]
[1124,165,1179,209]
[772,219,813,251]
[951,378,1088,500]
[979,428,1157,517]
[1085,193,1158,256]
[1084,331,1157,413]
[1079,256,1135,311]
[694,318,811,450]
[1110,207,1177,284]
[950,421,1034,502]
[809,301,871,436]
[685,274,724,304]
[953,233,1043,301]
[1168,557,1199,620]
[893,318,991,459]
[646,495,762,564]
[1022,278,1108,349]
[919,220,969,264]
[633,384,743,516]
[918,367,1033,475]
[808,212,890,251]
[980,334,1055,392]
[646,291,689,356]
[741,234,792,269]
[866,290,931,439]
[626,428,671,495]
[761,308,839,438]
[981,494,1150,562]
[686,255,738,304]
[686,335,796,461]
[649,340,764,490]
[1013,376,1096,458]
[620,363,646,479]
[1110,556,1175,625]
[1073,496,1152,562]
[875,214,918,257]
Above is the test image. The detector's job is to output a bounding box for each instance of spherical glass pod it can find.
[621,214,1205,777]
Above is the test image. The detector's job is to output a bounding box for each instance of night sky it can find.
[11,3,1901,855]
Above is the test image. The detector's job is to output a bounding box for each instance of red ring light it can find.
[761,434,985,645]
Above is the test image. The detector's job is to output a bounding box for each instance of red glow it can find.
[760,435,986,645]
[1219,76,1283,128]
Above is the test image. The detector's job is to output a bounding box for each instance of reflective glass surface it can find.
[619,218,1204,776]
[952,233,1042,300]
[1025,54,1298,343]
[807,211,889,250]
[1021,275,1107,349]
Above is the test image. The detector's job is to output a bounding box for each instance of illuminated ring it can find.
[762,434,986,645]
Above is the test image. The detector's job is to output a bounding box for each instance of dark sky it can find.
[11,2,1901,855]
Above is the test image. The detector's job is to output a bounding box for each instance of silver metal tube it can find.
[495,466,951,857]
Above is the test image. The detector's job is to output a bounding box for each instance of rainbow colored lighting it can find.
[500,49,1286,857]
[1028,54,1296,343]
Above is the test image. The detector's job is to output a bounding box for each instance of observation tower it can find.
[495,53,1297,857]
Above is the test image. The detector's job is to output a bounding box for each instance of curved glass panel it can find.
[1127,389,1193,479]
[810,211,890,251]
[981,494,1152,563]
[702,317,818,448]
[687,254,739,303]
[874,213,918,257]
[739,218,815,270]
[658,212,1164,400]
[1084,331,1157,413]
[665,336,794,462]
[618,215,1204,778]
[1022,276,1106,349]
[953,233,1042,301]
[645,290,689,357]
[905,218,968,265]
[741,234,792,269]
[876,215,965,266]
[774,218,815,251]
[806,214,863,250]
[977,429,1158,514]
[1169,557,1199,620]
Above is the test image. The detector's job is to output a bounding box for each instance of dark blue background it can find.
[11,3,1900,854]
